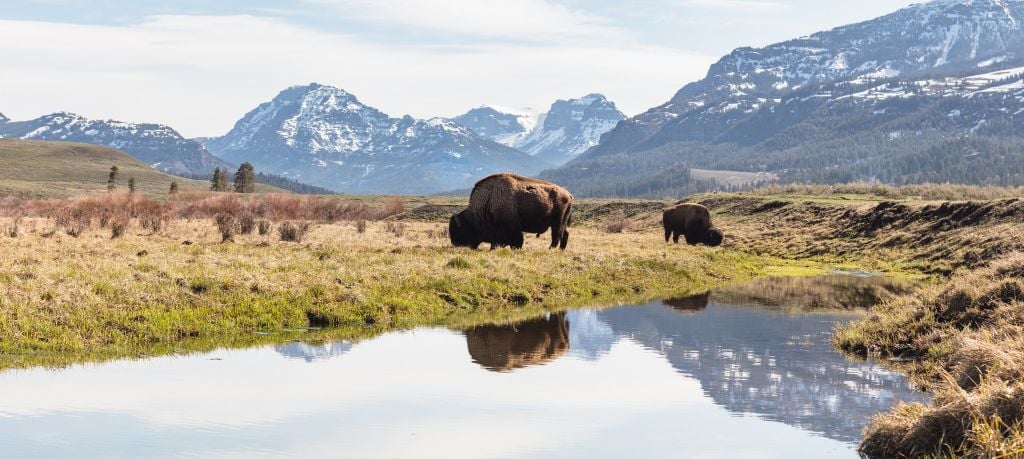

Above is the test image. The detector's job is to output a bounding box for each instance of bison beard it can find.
[449,173,573,250]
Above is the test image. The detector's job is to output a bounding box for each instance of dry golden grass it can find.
[0,210,810,370]
[835,253,1024,457]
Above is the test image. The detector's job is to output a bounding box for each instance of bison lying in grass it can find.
[449,173,573,250]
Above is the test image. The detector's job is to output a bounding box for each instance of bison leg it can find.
[559,230,569,250]
[509,230,525,249]
[664,226,672,243]
[672,231,681,244]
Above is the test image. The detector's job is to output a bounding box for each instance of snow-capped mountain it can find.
[0,113,9,123]
[544,0,1024,196]
[586,0,1024,159]
[455,94,625,165]
[452,106,541,147]
[204,83,545,194]
[0,112,231,176]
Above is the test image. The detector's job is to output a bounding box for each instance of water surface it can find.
[0,276,924,458]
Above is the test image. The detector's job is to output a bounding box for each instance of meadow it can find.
[5,182,1024,456]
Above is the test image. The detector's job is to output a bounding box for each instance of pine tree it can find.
[128,177,137,194]
[107,166,119,191]
[211,168,224,191]
[169,181,179,196]
[234,162,256,193]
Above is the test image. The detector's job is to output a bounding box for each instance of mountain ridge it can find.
[205,83,546,195]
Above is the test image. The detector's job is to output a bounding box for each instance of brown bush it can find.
[215,214,237,242]
[3,214,22,238]
[386,221,406,238]
[604,214,631,233]
[110,215,129,239]
[278,221,312,242]
[257,219,272,235]
[356,219,367,234]
[380,196,406,219]
[238,213,256,235]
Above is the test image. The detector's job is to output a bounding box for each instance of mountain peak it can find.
[205,84,542,194]
[0,112,8,123]
[456,94,625,165]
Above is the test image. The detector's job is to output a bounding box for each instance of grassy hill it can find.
[0,139,280,198]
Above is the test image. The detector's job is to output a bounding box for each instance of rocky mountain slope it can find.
[0,112,231,176]
[455,94,625,165]
[205,83,544,195]
[545,0,1024,197]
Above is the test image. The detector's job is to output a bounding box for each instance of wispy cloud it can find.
[304,0,623,43]
[678,0,790,12]
[0,15,713,136]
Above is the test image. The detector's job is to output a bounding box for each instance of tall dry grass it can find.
[754,182,1024,201]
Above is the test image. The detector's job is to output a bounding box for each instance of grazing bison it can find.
[465,313,569,372]
[449,173,573,250]
[663,203,723,246]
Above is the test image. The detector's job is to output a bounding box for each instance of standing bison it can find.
[663,203,724,246]
[449,173,573,250]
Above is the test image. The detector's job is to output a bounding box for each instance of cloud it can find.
[678,0,790,12]
[304,0,621,43]
[0,15,714,137]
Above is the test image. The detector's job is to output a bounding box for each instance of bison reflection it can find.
[662,292,710,314]
[465,313,570,372]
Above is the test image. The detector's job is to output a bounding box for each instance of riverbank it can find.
[0,213,824,371]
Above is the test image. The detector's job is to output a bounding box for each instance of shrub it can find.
[140,215,165,234]
[605,215,631,233]
[215,214,237,242]
[356,219,367,234]
[238,213,256,235]
[381,196,406,219]
[386,222,406,238]
[110,215,129,239]
[257,219,272,235]
[278,221,312,242]
[4,215,21,238]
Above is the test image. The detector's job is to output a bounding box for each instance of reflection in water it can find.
[275,341,353,362]
[662,292,710,313]
[465,313,569,372]
[0,275,925,458]
[463,275,923,443]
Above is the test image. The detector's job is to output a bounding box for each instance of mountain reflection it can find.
[275,341,353,362]
[465,313,570,372]
[461,275,922,443]
[595,276,925,443]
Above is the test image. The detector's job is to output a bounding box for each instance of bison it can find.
[449,173,573,250]
[663,203,723,246]
[465,313,569,372]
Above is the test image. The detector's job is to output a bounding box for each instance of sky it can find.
[0,0,918,137]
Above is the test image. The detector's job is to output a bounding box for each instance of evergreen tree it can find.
[169,181,179,196]
[128,177,137,194]
[107,166,119,191]
[211,168,228,191]
[234,162,256,193]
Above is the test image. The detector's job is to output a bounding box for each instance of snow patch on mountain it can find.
[455,94,625,165]
[205,83,543,194]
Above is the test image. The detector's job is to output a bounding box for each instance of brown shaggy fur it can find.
[465,313,569,372]
[450,173,573,250]
[663,203,724,246]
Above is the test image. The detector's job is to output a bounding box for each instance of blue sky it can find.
[1,0,917,137]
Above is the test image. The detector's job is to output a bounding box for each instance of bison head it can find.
[706,227,724,247]
[449,211,482,249]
